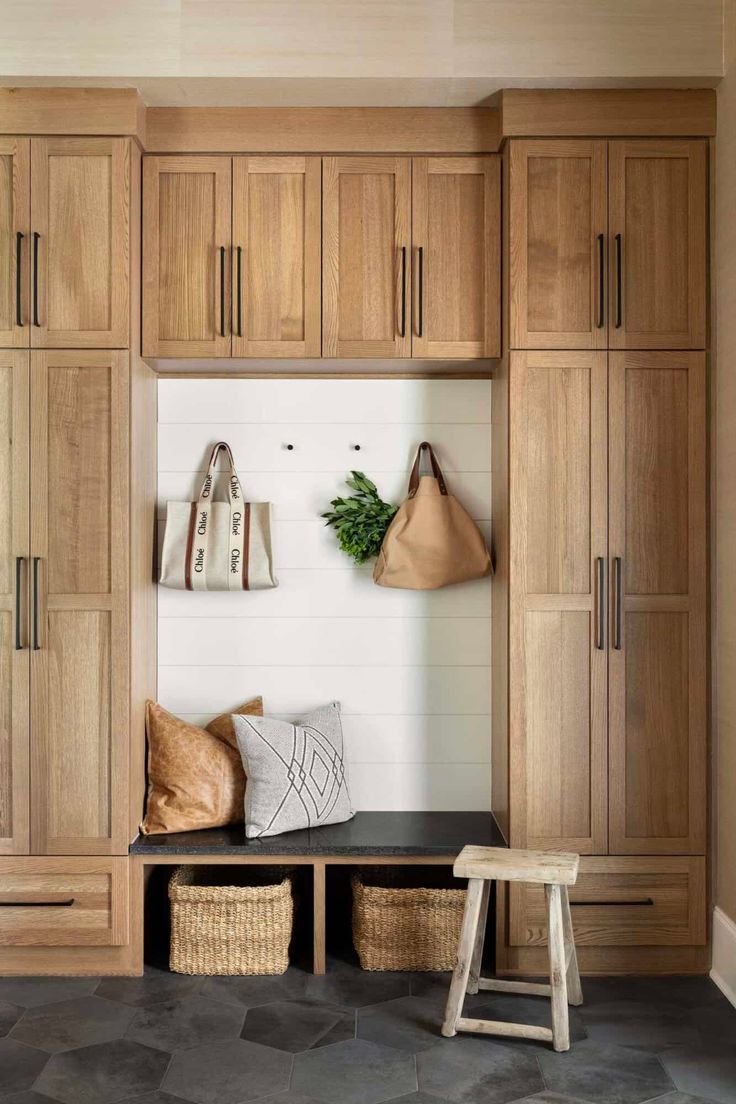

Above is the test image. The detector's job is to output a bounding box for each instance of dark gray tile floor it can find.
[0,961,733,1104]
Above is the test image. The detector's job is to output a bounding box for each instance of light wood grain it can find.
[608,140,707,350]
[546,883,570,1051]
[0,856,128,946]
[143,156,232,358]
[30,351,129,856]
[500,90,716,139]
[454,845,579,885]
[510,140,607,350]
[608,351,706,855]
[442,876,484,1037]
[322,157,411,358]
[509,856,706,947]
[0,351,29,856]
[313,860,326,975]
[509,351,608,854]
[30,138,129,349]
[146,107,500,154]
[412,156,500,358]
[0,137,29,346]
[232,156,321,358]
[0,88,145,139]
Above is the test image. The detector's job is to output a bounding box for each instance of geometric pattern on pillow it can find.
[233,702,354,839]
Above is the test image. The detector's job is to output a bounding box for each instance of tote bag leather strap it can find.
[407,441,448,498]
[186,442,249,591]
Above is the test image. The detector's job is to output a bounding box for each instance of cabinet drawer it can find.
[509,857,705,947]
[0,858,129,946]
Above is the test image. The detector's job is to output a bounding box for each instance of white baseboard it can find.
[711,905,736,1008]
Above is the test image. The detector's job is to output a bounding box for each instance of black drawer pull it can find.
[570,898,654,908]
[15,231,24,326]
[0,898,75,908]
[32,231,40,327]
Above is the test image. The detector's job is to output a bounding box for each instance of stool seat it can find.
[454,845,579,885]
[443,844,583,1052]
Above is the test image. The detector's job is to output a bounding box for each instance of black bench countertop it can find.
[130,811,506,857]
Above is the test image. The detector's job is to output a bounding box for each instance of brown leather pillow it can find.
[140,698,263,835]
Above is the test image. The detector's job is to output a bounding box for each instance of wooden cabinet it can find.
[30,139,129,349]
[0,351,29,855]
[609,141,706,349]
[412,157,500,358]
[509,351,608,854]
[510,141,607,350]
[0,139,30,347]
[322,156,411,358]
[143,156,231,358]
[28,351,129,856]
[608,352,706,854]
[509,139,706,351]
[232,157,321,357]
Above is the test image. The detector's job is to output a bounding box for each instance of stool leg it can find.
[467,879,490,995]
[442,877,484,1038]
[545,883,570,1052]
[561,885,583,1007]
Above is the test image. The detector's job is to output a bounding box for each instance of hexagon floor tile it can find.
[0,1038,49,1098]
[417,1033,545,1104]
[10,995,135,1054]
[292,1037,417,1104]
[162,1037,292,1103]
[95,965,201,1007]
[34,1038,170,1104]
[357,995,445,1053]
[0,999,24,1037]
[126,994,246,1052]
[0,977,99,1008]
[537,1039,675,1104]
[241,998,355,1053]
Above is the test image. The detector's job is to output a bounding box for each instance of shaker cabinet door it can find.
[608,141,706,350]
[29,351,129,855]
[412,156,500,358]
[30,138,129,349]
[0,138,30,348]
[143,156,232,358]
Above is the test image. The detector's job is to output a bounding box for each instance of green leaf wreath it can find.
[322,472,398,565]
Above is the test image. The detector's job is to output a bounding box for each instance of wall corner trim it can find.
[711,905,736,1009]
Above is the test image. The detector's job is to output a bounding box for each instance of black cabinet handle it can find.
[571,898,654,908]
[417,246,424,337]
[596,233,604,328]
[32,232,40,327]
[235,245,242,338]
[613,556,623,650]
[0,898,75,908]
[32,556,40,650]
[219,246,226,338]
[399,246,406,335]
[14,557,24,651]
[614,233,622,328]
[15,231,24,327]
[595,557,605,649]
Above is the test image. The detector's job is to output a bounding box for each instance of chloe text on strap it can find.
[184,442,251,591]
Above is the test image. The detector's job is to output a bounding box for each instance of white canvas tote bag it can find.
[160,442,277,591]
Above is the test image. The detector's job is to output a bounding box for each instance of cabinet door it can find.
[510,351,608,854]
[412,156,500,358]
[143,156,231,358]
[232,157,321,358]
[323,157,410,357]
[0,138,30,347]
[609,352,706,854]
[0,352,29,855]
[509,141,607,350]
[30,139,129,349]
[29,351,129,855]
[609,141,706,349]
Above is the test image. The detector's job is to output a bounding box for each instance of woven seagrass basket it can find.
[169,865,293,975]
[351,868,466,972]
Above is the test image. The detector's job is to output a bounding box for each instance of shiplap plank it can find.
[346,763,490,811]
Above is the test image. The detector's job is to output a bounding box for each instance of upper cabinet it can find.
[412,157,500,359]
[143,156,232,358]
[322,157,411,358]
[0,138,130,350]
[142,154,500,360]
[510,139,706,351]
[608,141,706,350]
[232,157,321,358]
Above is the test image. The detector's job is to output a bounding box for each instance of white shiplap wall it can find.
[157,378,492,811]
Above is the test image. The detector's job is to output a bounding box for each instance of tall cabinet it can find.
[496,137,709,973]
[0,134,142,970]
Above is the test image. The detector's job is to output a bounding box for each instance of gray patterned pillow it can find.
[233,702,354,838]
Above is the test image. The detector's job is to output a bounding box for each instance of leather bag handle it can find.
[407,441,448,498]
[198,441,245,505]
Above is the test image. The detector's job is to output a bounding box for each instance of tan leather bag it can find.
[374,442,492,590]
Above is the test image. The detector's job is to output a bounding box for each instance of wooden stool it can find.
[442,845,583,1052]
